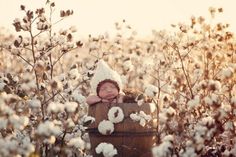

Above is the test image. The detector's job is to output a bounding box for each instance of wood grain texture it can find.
[87,102,158,157]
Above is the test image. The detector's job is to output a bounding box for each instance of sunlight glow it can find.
[1,0,236,38]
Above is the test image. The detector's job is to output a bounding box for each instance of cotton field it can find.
[0,2,236,157]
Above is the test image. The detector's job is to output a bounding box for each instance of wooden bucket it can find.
[87,103,158,157]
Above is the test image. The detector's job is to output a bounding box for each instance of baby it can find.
[86,60,124,105]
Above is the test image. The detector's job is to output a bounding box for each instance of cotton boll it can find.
[200,116,215,126]
[193,69,203,82]
[34,60,45,75]
[152,135,175,157]
[37,121,62,136]
[98,120,114,135]
[194,125,207,144]
[179,146,197,157]
[130,111,151,127]
[43,136,56,144]
[19,116,29,128]
[95,143,106,154]
[57,35,66,45]
[83,115,95,126]
[228,63,236,71]
[108,107,124,123]
[0,104,14,116]
[166,107,176,117]
[50,78,63,91]
[229,144,236,156]
[20,82,31,91]
[53,120,63,126]
[162,135,174,142]
[95,143,118,157]
[0,138,18,155]
[9,115,29,130]
[231,97,236,107]
[0,117,8,129]
[123,60,134,71]
[204,93,219,106]
[232,85,236,96]
[210,93,218,103]
[0,82,6,91]
[47,102,64,113]
[67,137,85,150]
[130,113,141,121]
[159,112,168,124]
[103,143,118,157]
[120,75,128,85]
[204,96,213,105]
[208,80,221,91]
[222,103,232,113]
[28,98,41,108]
[68,68,80,79]
[69,25,77,32]
[137,99,144,106]
[187,95,200,109]
[20,136,35,156]
[56,73,66,82]
[198,80,208,90]
[64,101,78,113]
[72,92,86,104]
[149,103,156,113]
[139,111,151,121]
[66,118,75,128]
[144,84,158,97]
[139,118,146,127]
[224,121,234,131]
[220,67,234,79]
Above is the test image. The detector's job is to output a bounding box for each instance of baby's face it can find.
[98,82,119,100]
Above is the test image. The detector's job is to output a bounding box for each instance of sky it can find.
[1,0,236,39]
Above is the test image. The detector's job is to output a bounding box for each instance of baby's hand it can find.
[86,95,102,105]
[101,99,109,103]
[117,93,125,103]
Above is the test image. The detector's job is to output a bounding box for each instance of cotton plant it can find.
[1,3,236,156]
[178,141,198,157]
[9,114,29,130]
[0,136,35,157]
[36,121,62,137]
[152,135,175,157]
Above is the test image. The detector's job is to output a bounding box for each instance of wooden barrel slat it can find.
[87,103,157,157]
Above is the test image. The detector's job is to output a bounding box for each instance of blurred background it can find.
[1,0,236,39]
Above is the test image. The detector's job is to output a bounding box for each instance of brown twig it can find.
[168,43,194,99]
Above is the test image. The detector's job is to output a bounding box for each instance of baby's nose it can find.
[106,88,112,91]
